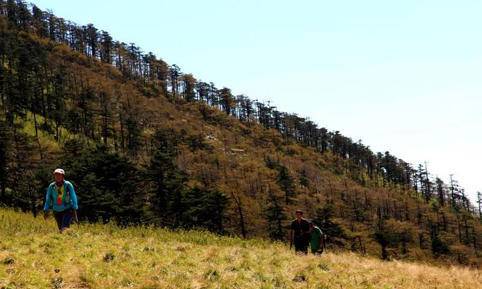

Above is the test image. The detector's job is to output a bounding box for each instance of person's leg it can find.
[59,210,73,232]
[301,239,309,254]
[294,239,303,253]
[53,211,63,231]
[295,239,308,254]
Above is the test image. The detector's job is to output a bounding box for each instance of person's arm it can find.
[321,231,326,251]
[289,221,294,249]
[68,182,79,223]
[68,182,78,210]
[303,221,311,238]
[289,229,293,249]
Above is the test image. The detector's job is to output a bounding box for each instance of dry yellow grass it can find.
[0,208,480,289]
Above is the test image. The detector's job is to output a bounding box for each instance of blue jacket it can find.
[43,180,78,212]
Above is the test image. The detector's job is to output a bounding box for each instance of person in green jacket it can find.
[309,222,324,255]
[43,168,79,233]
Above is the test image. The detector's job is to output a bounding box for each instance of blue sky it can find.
[31,0,481,203]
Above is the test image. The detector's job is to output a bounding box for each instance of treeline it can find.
[0,0,476,212]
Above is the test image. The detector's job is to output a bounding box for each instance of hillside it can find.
[1,209,481,289]
[0,1,481,266]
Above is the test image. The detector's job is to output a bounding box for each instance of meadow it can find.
[0,208,480,289]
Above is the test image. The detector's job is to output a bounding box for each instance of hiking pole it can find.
[73,209,79,225]
[322,234,326,252]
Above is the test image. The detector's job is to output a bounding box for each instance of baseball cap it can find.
[53,168,65,175]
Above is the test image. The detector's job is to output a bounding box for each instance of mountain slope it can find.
[0,1,480,266]
[1,209,481,289]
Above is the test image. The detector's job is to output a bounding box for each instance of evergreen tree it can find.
[477,192,481,221]
[313,203,346,245]
[218,87,235,115]
[125,111,141,155]
[62,144,142,224]
[265,191,286,241]
[145,129,186,225]
[276,165,296,204]
[181,187,228,233]
[181,74,197,102]
[0,120,9,203]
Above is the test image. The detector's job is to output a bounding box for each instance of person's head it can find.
[53,168,65,183]
[295,210,303,220]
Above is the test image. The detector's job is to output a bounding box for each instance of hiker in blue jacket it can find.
[43,168,79,233]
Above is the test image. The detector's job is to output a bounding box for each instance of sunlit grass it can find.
[15,112,92,154]
[0,208,480,289]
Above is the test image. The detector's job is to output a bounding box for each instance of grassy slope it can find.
[0,209,480,289]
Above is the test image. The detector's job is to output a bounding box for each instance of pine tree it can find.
[435,178,446,207]
[265,190,286,241]
[125,111,141,155]
[169,64,181,98]
[276,165,295,204]
[61,144,142,224]
[145,129,185,225]
[181,74,197,102]
[313,203,346,245]
[100,31,113,64]
[181,187,228,233]
[477,192,481,221]
[218,87,235,115]
[0,120,9,203]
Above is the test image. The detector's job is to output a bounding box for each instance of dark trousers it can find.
[294,237,309,254]
[53,209,73,231]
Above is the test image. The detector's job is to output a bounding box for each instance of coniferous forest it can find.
[0,1,481,265]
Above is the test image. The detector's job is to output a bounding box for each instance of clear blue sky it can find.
[31,0,481,203]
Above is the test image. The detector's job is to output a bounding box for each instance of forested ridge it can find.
[0,1,480,265]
